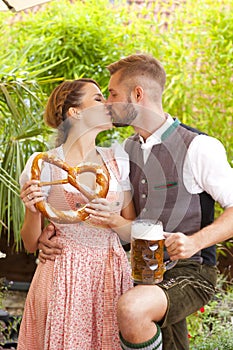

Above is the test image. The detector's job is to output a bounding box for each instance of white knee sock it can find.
[120,324,162,350]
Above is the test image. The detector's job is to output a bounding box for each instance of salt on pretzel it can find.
[31,152,109,223]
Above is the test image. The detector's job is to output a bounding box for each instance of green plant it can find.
[0,278,21,348]
[1,0,231,157]
[0,314,21,348]
[0,26,69,240]
[0,278,5,310]
[188,274,233,349]
[217,239,233,259]
[0,53,64,248]
[159,0,233,163]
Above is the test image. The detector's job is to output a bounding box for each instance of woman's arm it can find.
[85,190,136,242]
[20,179,45,252]
[21,209,42,253]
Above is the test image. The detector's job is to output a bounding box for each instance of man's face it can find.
[107,71,138,127]
[107,71,130,103]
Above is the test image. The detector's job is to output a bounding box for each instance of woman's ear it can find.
[67,107,78,117]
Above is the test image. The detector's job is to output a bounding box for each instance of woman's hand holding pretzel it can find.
[20,180,45,213]
[85,198,113,225]
[85,198,125,229]
[85,195,134,243]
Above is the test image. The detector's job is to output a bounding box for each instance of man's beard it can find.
[108,98,138,127]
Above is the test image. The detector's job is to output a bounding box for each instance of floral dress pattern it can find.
[17,145,133,350]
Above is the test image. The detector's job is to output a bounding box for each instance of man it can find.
[38,54,233,350]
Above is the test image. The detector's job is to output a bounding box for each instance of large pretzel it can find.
[31,152,109,223]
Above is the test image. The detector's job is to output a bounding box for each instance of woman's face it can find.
[78,83,112,131]
[81,82,105,108]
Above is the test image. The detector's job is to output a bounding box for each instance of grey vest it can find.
[125,120,214,264]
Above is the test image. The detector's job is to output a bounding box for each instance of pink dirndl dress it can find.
[17,145,133,350]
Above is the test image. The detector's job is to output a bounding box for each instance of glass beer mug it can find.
[131,219,178,284]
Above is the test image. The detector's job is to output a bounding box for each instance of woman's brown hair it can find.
[43,78,100,146]
[44,78,100,128]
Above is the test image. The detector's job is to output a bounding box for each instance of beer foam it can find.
[131,221,164,240]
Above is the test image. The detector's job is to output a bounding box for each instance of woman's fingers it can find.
[21,181,42,200]
[85,198,113,218]
[85,198,120,212]
[24,196,45,212]
[22,191,45,205]
[85,206,110,218]
[20,180,45,212]
[20,180,40,193]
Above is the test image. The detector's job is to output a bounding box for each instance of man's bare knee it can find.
[117,285,167,343]
[117,290,138,325]
[117,285,168,326]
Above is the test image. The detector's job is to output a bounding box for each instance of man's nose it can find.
[106,96,113,103]
[104,101,112,109]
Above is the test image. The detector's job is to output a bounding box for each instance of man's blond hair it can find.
[107,53,166,93]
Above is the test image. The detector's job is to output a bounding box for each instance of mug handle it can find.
[164,259,178,271]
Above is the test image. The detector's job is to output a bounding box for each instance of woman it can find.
[17,79,135,350]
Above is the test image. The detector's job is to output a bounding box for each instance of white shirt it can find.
[132,115,233,209]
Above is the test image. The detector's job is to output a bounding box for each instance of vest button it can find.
[141,194,147,198]
[141,179,146,184]
[142,208,147,212]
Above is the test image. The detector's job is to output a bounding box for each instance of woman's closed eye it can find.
[94,93,104,102]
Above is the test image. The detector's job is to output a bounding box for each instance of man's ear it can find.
[133,86,144,102]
